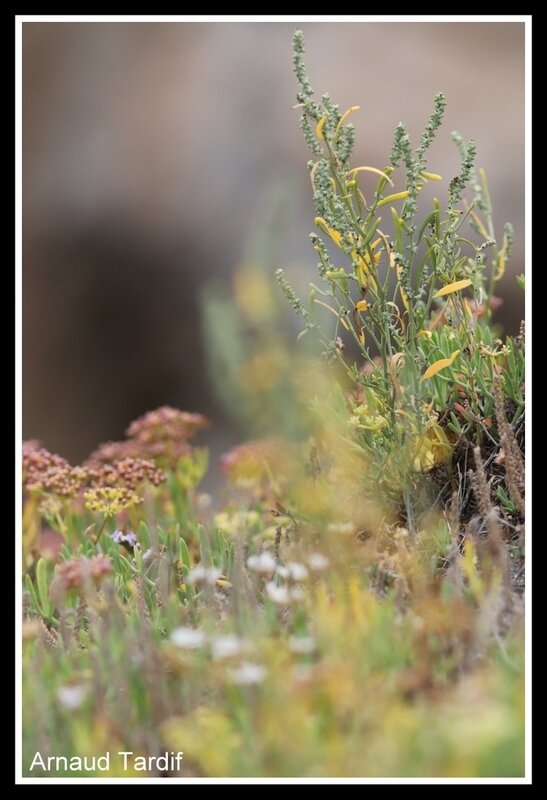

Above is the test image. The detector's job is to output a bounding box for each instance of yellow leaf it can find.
[495,232,509,281]
[355,258,378,291]
[347,165,394,187]
[496,253,506,281]
[421,350,461,381]
[435,279,472,297]
[315,117,326,140]
[376,190,409,209]
[314,217,343,247]
[413,423,452,471]
[417,330,432,339]
[396,262,410,312]
[420,171,443,181]
[468,208,490,240]
[334,105,360,140]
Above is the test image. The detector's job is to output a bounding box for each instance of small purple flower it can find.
[110,530,138,547]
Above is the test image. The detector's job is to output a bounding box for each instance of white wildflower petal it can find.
[326,521,356,535]
[188,565,222,585]
[57,685,87,710]
[206,568,223,584]
[187,564,207,584]
[230,662,266,686]
[307,553,329,572]
[290,586,306,602]
[211,635,245,660]
[265,581,290,605]
[170,627,206,649]
[287,562,309,581]
[247,551,276,576]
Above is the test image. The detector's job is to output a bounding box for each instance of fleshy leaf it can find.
[435,279,472,297]
[421,350,461,381]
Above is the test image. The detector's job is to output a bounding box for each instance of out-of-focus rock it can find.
[22,22,525,462]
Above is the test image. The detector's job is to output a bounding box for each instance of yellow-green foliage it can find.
[21,30,525,780]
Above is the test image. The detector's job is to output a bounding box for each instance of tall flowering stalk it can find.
[279,30,523,515]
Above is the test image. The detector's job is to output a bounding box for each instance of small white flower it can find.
[57,685,87,710]
[247,551,276,576]
[211,635,245,660]
[230,662,266,686]
[307,553,329,572]
[326,521,356,536]
[196,492,212,511]
[265,581,290,605]
[288,636,316,654]
[290,586,306,602]
[170,626,206,649]
[187,564,207,583]
[275,565,290,579]
[287,562,309,581]
[142,548,155,561]
[188,564,222,585]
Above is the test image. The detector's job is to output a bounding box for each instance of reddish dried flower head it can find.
[50,554,113,601]
[126,407,209,444]
[85,440,140,468]
[85,457,166,490]
[124,407,209,467]
[112,457,166,488]
[23,444,68,482]
[23,444,87,498]
[22,439,42,452]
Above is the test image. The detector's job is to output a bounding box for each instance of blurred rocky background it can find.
[23,21,525,465]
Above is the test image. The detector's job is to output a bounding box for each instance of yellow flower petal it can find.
[355,299,368,311]
[435,279,472,297]
[417,330,432,339]
[315,117,327,140]
[421,350,461,381]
